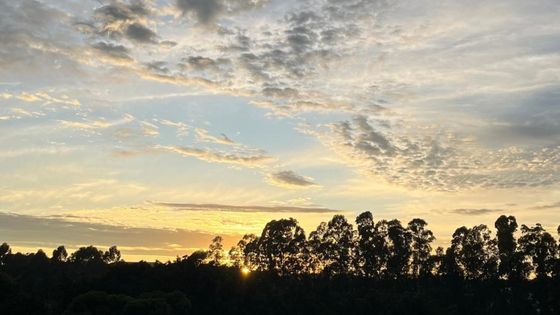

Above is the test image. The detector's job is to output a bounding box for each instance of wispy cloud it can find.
[58,114,135,130]
[266,170,317,189]
[1,91,80,107]
[195,127,235,145]
[452,208,504,216]
[157,145,273,168]
[532,202,560,210]
[156,119,189,137]
[0,212,238,258]
[151,202,339,213]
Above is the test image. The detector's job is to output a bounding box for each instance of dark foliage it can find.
[1,214,560,314]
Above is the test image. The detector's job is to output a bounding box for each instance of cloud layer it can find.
[1,0,560,260]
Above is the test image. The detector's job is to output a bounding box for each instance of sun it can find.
[241,266,251,276]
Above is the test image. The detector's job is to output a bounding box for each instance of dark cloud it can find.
[176,0,222,25]
[532,202,560,210]
[0,0,84,83]
[88,0,161,44]
[176,0,268,25]
[267,170,317,188]
[94,1,149,22]
[0,212,239,257]
[262,87,299,99]
[144,61,169,73]
[452,208,504,216]
[352,115,395,155]
[180,56,232,75]
[286,25,318,53]
[152,202,338,213]
[91,42,132,61]
[125,23,158,43]
[492,88,560,145]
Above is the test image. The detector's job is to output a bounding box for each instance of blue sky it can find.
[1,0,559,261]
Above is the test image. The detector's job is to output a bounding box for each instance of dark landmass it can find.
[1,213,560,314]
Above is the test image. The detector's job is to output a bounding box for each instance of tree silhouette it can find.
[229,234,257,268]
[307,221,328,274]
[0,242,10,265]
[429,246,446,277]
[554,226,560,278]
[2,214,560,314]
[494,215,530,280]
[246,218,306,274]
[311,215,355,275]
[386,219,413,279]
[103,246,122,264]
[207,236,224,266]
[408,218,435,278]
[183,250,208,267]
[52,245,68,262]
[70,246,104,264]
[355,211,377,277]
[518,224,557,278]
[458,225,498,280]
[371,220,391,278]
[441,226,469,278]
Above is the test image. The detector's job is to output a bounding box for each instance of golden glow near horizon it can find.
[1,0,559,261]
[241,267,251,276]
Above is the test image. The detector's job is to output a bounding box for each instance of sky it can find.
[1,0,559,261]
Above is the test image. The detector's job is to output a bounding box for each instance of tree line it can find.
[1,213,560,314]
[2,213,560,280]
[203,213,560,280]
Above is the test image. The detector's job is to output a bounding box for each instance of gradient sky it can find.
[1,0,559,261]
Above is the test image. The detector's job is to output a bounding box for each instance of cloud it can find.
[175,0,268,25]
[152,202,339,213]
[158,145,273,168]
[195,128,235,145]
[181,56,231,73]
[532,202,560,210]
[156,119,189,137]
[140,121,159,137]
[91,41,133,62]
[0,212,239,258]
[91,0,159,44]
[307,115,560,191]
[266,170,317,189]
[3,0,560,199]
[452,208,504,216]
[0,91,80,107]
[59,114,135,131]
[125,23,158,43]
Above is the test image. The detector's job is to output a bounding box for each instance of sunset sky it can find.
[1,0,559,261]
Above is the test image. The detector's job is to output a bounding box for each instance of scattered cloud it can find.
[452,208,504,216]
[306,115,560,191]
[140,121,160,137]
[266,170,317,189]
[158,145,273,168]
[156,119,189,137]
[195,127,235,145]
[59,114,135,131]
[175,0,269,26]
[532,202,560,210]
[2,0,560,260]
[91,41,133,62]
[152,201,339,213]
[0,91,80,107]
